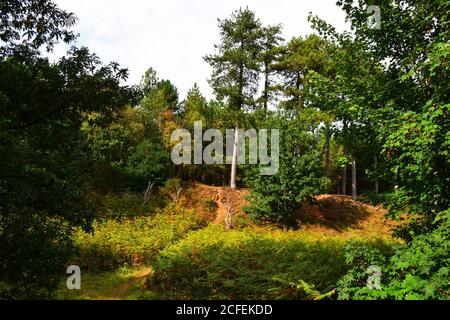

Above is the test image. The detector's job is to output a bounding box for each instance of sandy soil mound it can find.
[180,184,396,237]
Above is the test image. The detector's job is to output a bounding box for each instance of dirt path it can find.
[85,268,152,300]
[107,268,151,300]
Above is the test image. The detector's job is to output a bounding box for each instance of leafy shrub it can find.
[201,198,218,212]
[338,210,450,300]
[125,139,170,186]
[160,178,183,196]
[81,160,126,192]
[0,215,77,299]
[244,115,330,222]
[100,192,166,218]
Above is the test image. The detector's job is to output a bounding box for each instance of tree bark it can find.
[352,160,357,200]
[230,127,239,189]
[342,166,347,195]
[263,61,269,111]
[342,120,348,195]
[342,145,348,195]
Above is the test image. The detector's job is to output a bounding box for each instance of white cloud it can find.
[51,0,349,100]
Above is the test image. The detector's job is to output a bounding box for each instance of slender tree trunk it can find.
[230,39,244,189]
[374,156,379,195]
[342,145,348,195]
[342,120,348,195]
[342,166,347,195]
[394,166,399,191]
[237,40,244,110]
[352,160,357,200]
[325,125,331,179]
[230,127,239,189]
[263,61,269,111]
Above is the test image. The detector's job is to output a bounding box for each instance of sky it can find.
[51,0,350,100]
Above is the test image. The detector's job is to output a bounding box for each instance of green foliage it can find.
[180,84,211,127]
[1,0,448,300]
[332,0,450,232]
[72,204,205,272]
[204,7,263,111]
[0,214,77,299]
[161,178,183,194]
[141,224,392,299]
[86,126,132,167]
[56,266,149,300]
[99,192,166,219]
[383,102,450,236]
[0,1,133,298]
[307,0,450,300]
[0,0,77,53]
[276,34,335,110]
[338,210,450,300]
[258,24,284,109]
[244,114,330,222]
[125,139,170,186]
[139,67,180,121]
[269,278,335,300]
[201,198,218,212]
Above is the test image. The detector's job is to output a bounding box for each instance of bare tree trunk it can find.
[341,120,348,195]
[173,186,183,204]
[394,166,399,191]
[230,127,239,189]
[374,156,379,195]
[352,160,357,200]
[142,180,154,207]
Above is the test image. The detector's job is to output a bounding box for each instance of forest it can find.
[0,0,449,301]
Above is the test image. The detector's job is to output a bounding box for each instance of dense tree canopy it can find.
[0,0,135,298]
[1,0,448,300]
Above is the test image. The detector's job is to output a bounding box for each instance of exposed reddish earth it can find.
[179,183,396,238]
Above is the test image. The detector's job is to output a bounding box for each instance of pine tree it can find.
[204,8,264,188]
[259,25,283,110]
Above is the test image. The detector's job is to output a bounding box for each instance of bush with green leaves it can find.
[99,192,167,219]
[244,114,330,222]
[338,210,450,300]
[125,139,170,187]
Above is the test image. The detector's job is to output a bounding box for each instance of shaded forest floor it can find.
[57,184,398,300]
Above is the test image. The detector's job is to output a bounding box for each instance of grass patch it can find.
[56,266,150,300]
